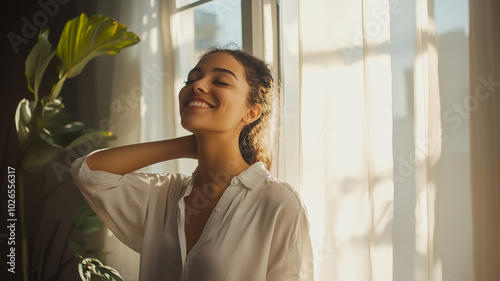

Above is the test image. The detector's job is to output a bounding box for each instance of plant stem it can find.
[48,74,68,101]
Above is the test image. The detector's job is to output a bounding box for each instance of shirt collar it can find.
[186,161,270,191]
[236,161,270,189]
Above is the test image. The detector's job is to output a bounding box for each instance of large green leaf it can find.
[40,122,85,147]
[15,99,69,171]
[15,99,36,144]
[72,204,103,233]
[25,27,55,101]
[51,13,140,100]
[36,98,71,130]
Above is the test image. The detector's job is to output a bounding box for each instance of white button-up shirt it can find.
[71,152,314,281]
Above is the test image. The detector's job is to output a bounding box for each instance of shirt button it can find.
[215,207,221,212]
[232,178,240,185]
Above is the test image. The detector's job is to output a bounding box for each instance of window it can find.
[177,0,243,52]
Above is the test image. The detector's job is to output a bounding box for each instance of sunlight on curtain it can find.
[390,0,473,280]
[297,1,394,280]
[293,0,473,280]
[412,1,473,281]
[413,0,442,279]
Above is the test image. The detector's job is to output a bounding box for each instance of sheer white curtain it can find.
[291,0,394,280]
[286,0,474,280]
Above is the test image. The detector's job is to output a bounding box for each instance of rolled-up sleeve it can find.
[71,151,159,253]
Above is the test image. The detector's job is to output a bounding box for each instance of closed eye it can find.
[214,81,229,86]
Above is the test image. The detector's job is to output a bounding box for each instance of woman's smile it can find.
[186,101,211,109]
[184,97,216,111]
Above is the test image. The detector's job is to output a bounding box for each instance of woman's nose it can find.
[192,80,208,94]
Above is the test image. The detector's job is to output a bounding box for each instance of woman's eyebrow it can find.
[188,67,239,81]
[213,67,239,81]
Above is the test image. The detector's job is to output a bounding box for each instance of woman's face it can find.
[179,52,260,135]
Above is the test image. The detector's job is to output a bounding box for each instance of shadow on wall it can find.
[434,29,473,281]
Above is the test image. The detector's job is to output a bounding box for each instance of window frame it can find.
[169,0,263,55]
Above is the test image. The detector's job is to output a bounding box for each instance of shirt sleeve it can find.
[71,150,170,253]
[266,185,315,281]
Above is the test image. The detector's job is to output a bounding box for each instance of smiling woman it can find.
[71,48,314,281]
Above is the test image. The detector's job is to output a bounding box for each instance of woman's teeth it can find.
[187,101,211,108]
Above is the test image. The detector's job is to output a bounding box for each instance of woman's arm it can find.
[85,135,197,175]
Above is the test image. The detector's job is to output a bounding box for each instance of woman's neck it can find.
[194,132,250,193]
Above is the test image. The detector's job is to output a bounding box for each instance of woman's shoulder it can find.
[262,175,302,198]
[255,174,307,215]
[240,162,305,210]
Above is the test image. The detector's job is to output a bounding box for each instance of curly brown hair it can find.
[199,48,276,170]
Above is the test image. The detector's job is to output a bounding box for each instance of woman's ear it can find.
[243,104,262,124]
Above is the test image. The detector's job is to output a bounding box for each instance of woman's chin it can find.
[180,119,205,134]
[180,120,195,132]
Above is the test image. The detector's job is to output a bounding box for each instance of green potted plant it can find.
[6,13,140,281]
